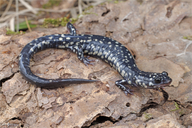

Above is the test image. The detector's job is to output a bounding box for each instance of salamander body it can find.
[19,22,172,95]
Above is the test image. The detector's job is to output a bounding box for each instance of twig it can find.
[0,0,108,29]
[16,0,19,32]
[70,8,78,18]
[25,16,31,32]
[0,0,13,18]
[78,0,82,15]
[19,0,37,14]
[36,7,78,12]
[0,22,8,28]
[177,39,192,56]
[10,17,14,31]
[0,7,79,22]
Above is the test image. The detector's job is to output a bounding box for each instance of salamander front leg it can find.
[115,79,133,95]
[67,22,77,35]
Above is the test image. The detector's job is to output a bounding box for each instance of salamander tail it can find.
[35,78,99,89]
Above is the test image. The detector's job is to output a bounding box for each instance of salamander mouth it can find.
[157,81,172,88]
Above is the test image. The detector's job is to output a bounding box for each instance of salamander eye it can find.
[162,71,168,76]
[154,77,161,84]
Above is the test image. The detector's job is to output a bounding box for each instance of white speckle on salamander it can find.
[37,43,41,48]
[121,70,125,77]
[30,48,34,52]
[49,36,53,40]
[58,45,65,48]
[149,82,153,86]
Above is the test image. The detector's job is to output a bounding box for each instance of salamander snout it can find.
[161,71,172,84]
[153,71,172,88]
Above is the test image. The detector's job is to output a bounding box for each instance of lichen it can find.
[171,101,180,111]
[183,36,192,40]
[143,112,152,121]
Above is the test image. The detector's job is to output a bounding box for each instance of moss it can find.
[170,101,186,116]
[6,29,25,35]
[114,0,119,4]
[81,12,98,16]
[42,0,62,9]
[42,4,96,28]
[84,5,94,12]
[106,0,122,4]
[43,17,77,28]
[80,5,99,17]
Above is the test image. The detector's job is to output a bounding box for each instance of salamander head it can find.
[133,71,172,89]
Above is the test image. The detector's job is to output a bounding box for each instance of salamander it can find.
[19,22,172,95]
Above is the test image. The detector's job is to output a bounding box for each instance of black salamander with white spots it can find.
[19,22,172,95]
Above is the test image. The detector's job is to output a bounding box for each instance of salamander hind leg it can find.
[74,46,94,66]
[115,79,134,95]
[78,52,95,66]
[81,56,95,66]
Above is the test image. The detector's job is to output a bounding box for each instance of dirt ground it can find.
[0,0,192,128]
